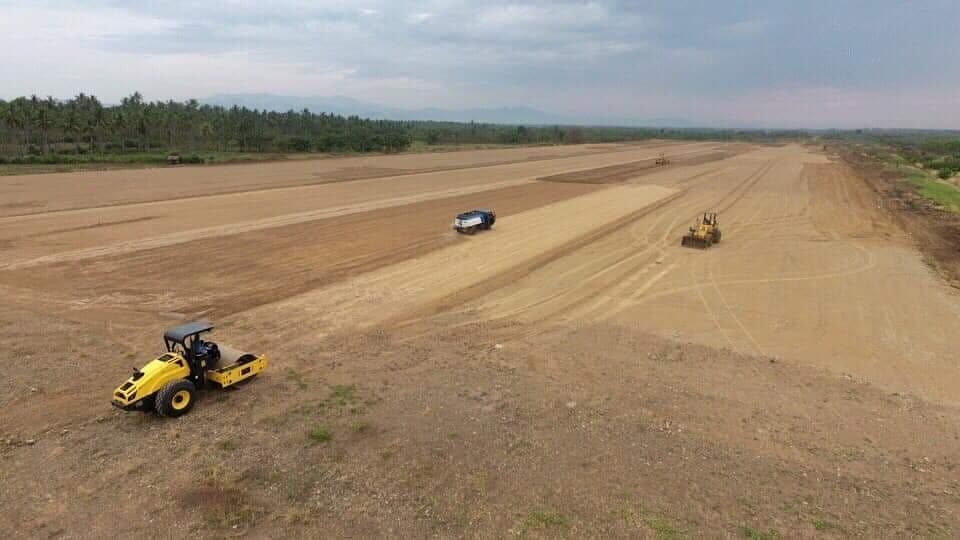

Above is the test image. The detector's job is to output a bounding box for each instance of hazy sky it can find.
[1,0,958,128]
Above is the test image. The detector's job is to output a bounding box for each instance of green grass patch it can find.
[307,426,332,443]
[522,510,571,532]
[811,517,837,531]
[331,384,356,405]
[907,174,960,211]
[644,514,685,539]
[217,438,239,451]
[738,525,781,539]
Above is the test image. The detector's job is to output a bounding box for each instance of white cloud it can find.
[0,4,173,40]
[0,1,957,127]
[715,18,772,40]
[408,12,433,24]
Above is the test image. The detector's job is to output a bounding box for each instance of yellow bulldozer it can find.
[681,212,721,249]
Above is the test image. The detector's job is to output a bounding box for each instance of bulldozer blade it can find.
[681,236,708,249]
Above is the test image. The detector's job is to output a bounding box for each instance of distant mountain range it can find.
[200,93,699,128]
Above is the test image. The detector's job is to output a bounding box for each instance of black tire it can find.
[154,379,197,417]
[714,230,722,243]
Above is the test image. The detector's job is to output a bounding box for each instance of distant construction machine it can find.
[681,212,722,249]
[655,153,670,166]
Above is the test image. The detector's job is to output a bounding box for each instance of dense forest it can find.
[0,92,657,163]
[6,92,955,168]
[0,93,418,162]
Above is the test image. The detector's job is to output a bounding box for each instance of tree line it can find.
[0,91,838,165]
[0,92,417,161]
[832,129,960,179]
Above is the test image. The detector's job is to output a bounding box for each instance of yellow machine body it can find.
[112,353,268,411]
[207,355,269,387]
[112,353,191,410]
[112,321,269,416]
[681,212,721,249]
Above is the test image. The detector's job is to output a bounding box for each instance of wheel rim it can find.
[171,389,191,410]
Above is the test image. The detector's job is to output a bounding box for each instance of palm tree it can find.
[136,111,149,151]
[199,121,214,151]
[0,100,9,155]
[62,111,81,153]
[90,105,107,153]
[7,101,27,155]
[113,111,128,153]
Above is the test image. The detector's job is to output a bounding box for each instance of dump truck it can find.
[111,321,267,417]
[681,212,721,249]
[453,209,496,235]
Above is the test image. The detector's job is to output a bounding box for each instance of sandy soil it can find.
[0,142,721,266]
[2,141,959,538]
[1,182,604,319]
[0,141,702,217]
[450,146,960,404]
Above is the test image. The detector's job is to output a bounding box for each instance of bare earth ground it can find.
[2,142,960,538]
[0,141,698,217]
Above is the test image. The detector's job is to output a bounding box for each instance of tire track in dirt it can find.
[393,158,780,341]
[635,169,882,308]
[0,143,726,267]
[0,182,603,318]
[0,143,718,222]
[668,162,779,348]
[446,154,827,351]
[388,187,685,329]
[508,160,777,325]
[0,143,670,218]
[701,180,789,355]
[0,178,538,271]
[536,146,743,185]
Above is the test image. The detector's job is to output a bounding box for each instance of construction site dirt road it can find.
[3,141,959,538]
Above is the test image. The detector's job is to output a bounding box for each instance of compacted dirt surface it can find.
[2,142,960,538]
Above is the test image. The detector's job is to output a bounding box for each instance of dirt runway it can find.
[3,141,960,538]
[458,145,960,403]
[218,143,960,404]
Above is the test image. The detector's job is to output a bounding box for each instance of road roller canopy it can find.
[163,321,214,346]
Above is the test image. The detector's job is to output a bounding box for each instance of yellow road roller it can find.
[111,321,267,417]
